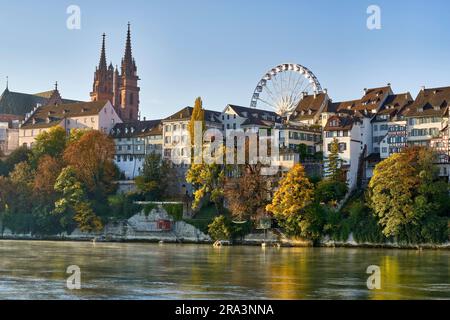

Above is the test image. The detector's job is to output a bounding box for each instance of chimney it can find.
[323,88,328,95]
[143,116,146,121]
[421,86,426,91]
[363,88,368,94]
[387,83,391,86]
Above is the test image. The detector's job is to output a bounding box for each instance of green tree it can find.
[208,215,232,240]
[324,137,344,181]
[0,146,32,176]
[135,152,171,200]
[53,167,102,233]
[31,126,67,165]
[315,179,348,206]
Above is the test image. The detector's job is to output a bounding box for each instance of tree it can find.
[315,179,348,206]
[63,130,117,196]
[324,137,344,181]
[34,155,63,197]
[224,164,270,222]
[208,215,232,241]
[186,163,225,212]
[266,164,316,238]
[53,167,102,233]
[31,126,67,165]
[0,146,32,176]
[188,97,205,146]
[369,147,449,242]
[135,152,171,200]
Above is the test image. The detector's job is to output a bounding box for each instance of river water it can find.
[0,240,448,300]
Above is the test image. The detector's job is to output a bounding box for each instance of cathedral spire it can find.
[122,23,136,77]
[99,33,107,71]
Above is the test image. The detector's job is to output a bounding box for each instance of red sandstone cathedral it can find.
[90,23,140,123]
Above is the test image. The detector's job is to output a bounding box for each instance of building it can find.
[110,119,163,179]
[162,106,222,164]
[19,100,122,148]
[90,24,140,123]
[404,86,450,148]
[289,91,330,126]
[0,83,81,117]
[220,104,282,132]
[0,114,22,155]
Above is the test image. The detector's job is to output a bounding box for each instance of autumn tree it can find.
[369,147,449,242]
[53,167,102,233]
[266,164,316,238]
[188,97,205,146]
[224,164,270,222]
[33,155,63,201]
[63,130,118,197]
[186,163,225,213]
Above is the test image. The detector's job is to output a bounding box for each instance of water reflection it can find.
[0,240,448,300]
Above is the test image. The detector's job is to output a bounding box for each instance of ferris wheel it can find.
[250,63,323,117]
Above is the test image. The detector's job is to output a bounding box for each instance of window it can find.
[129,93,134,105]
[165,125,171,132]
[127,145,131,151]
[382,147,387,153]
[338,143,346,152]
[91,117,95,123]
[374,125,378,132]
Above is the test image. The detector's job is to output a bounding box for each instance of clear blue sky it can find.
[0,0,449,119]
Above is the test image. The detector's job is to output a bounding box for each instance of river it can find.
[0,240,448,299]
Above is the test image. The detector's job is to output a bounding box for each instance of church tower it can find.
[118,23,140,122]
[90,33,114,103]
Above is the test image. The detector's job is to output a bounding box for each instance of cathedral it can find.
[90,23,140,123]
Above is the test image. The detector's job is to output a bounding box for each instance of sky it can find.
[0,0,449,119]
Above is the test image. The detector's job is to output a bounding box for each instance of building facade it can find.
[19,100,122,148]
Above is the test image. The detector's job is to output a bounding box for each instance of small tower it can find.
[90,33,114,103]
[118,23,140,122]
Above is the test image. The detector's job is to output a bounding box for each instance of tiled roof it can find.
[324,114,355,131]
[373,92,413,121]
[290,93,327,120]
[403,86,450,117]
[0,88,82,116]
[164,106,221,123]
[20,100,108,129]
[0,114,23,123]
[352,86,392,111]
[110,120,162,138]
[226,104,282,127]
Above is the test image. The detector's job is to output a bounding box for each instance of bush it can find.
[208,215,232,240]
[108,193,142,220]
[163,203,183,221]
[315,179,348,204]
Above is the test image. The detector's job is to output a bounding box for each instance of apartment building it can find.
[162,106,222,165]
[404,86,449,148]
[110,119,163,179]
[19,100,122,148]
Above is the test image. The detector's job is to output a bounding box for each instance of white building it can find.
[110,120,163,179]
[19,100,122,148]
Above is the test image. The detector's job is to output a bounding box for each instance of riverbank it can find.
[1,206,449,249]
[1,233,449,250]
